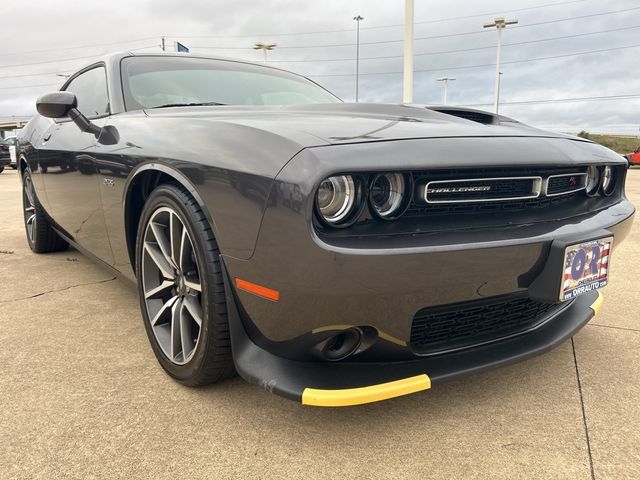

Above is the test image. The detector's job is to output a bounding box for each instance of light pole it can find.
[253,43,277,63]
[353,15,364,102]
[496,71,503,111]
[483,17,518,114]
[436,77,456,105]
[403,0,414,104]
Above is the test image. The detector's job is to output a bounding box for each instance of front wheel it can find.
[135,183,234,386]
[22,169,68,253]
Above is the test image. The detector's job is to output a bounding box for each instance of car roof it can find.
[77,50,308,81]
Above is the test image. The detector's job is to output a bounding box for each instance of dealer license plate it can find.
[560,236,613,301]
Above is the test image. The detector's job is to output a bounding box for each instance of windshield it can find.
[121,56,340,110]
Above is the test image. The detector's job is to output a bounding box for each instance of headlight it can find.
[601,165,616,196]
[369,173,410,219]
[316,175,362,226]
[585,165,601,196]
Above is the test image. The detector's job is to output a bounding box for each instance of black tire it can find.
[11,164,17,169]
[22,169,69,253]
[135,183,235,386]
[0,165,4,173]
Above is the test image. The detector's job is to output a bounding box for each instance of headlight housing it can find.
[601,165,616,196]
[585,165,601,197]
[315,175,363,226]
[369,173,412,220]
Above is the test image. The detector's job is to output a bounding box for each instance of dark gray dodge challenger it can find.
[18,52,635,406]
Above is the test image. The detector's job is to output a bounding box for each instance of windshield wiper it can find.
[150,101,227,109]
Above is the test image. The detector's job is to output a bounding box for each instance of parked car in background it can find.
[0,137,11,173]
[626,146,640,166]
[17,52,635,407]
[4,135,18,168]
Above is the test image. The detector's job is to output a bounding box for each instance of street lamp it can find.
[436,77,456,105]
[353,15,364,102]
[253,43,277,64]
[483,17,518,114]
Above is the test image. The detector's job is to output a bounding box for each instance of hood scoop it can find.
[427,107,507,125]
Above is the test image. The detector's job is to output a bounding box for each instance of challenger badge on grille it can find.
[423,176,543,204]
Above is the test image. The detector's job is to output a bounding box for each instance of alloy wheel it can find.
[142,207,204,365]
[23,175,37,243]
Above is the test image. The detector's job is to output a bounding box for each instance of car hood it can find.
[144,103,589,148]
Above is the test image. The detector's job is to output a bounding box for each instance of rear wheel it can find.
[0,165,4,173]
[136,183,234,386]
[22,169,69,253]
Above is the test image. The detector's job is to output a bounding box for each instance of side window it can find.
[64,66,110,117]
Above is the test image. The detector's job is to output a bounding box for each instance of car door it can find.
[39,65,114,264]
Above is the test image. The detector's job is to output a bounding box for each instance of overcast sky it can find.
[1,0,639,134]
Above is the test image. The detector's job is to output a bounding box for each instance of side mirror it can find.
[36,91,102,138]
[36,91,77,118]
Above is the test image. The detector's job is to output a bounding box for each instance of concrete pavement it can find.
[1,167,638,479]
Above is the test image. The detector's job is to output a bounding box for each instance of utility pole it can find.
[161,36,166,52]
[436,77,456,105]
[483,17,518,114]
[253,43,277,63]
[353,15,364,102]
[403,0,414,104]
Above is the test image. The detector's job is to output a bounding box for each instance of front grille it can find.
[410,294,569,355]
[405,192,577,218]
[425,177,540,203]
[407,167,588,218]
[546,173,587,196]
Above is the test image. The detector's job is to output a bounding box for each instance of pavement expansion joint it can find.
[0,276,117,304]
[572,337,596,480]
[588,323,640,334]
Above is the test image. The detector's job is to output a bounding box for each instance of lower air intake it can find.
[410,294,570,355]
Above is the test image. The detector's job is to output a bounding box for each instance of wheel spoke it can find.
[169,213,182,269]
[26,213,36,226]
[179,228,189,271]
[25,206,35,213]
[150,295,178,327]
[170,297,183,361]
[144,242,175,280]
[25,181,35,207]
[144,280,174,300]
[183,295,203,327]
[149,221,176,270]
[179,302,195,361]
[184,276,202,293]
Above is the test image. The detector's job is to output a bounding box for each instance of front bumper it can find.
[223,263,602,406]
